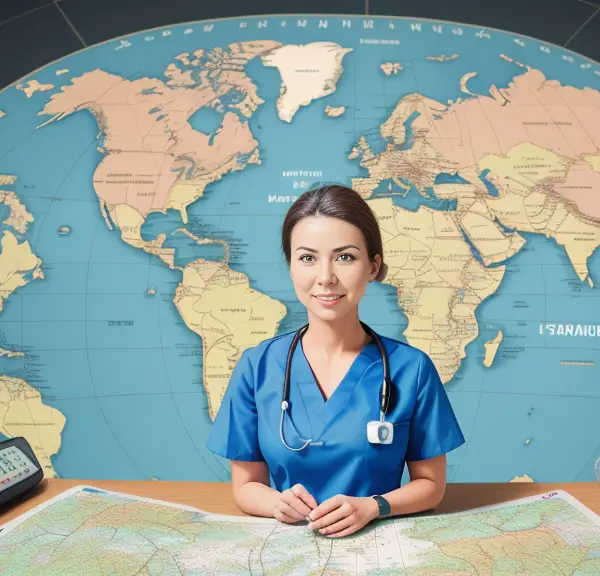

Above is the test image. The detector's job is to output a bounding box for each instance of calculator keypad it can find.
[0,447,37,491]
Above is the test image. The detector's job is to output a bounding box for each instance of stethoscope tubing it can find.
[279,322,392,451]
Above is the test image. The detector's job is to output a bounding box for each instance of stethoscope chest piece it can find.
[367,419,394,444]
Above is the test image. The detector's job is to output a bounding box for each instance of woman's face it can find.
[289,215,381,323]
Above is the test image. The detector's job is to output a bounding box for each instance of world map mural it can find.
[0,15,599,483]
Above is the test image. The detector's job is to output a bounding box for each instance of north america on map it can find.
[0,16,599,484]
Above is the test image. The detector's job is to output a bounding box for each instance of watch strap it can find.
[372,495,391,518]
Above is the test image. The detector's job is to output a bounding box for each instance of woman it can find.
[206,184,465,538]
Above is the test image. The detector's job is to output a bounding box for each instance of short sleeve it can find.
[406,353,465,462]
[205,350,264,462]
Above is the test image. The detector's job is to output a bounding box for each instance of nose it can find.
[317,260,337,286]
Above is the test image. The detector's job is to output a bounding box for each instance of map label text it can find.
[539,323,600,337]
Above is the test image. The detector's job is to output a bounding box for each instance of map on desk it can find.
[0,486,599,574]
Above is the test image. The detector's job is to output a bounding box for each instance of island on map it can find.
[0,348,24,358]
[0,226,44,313]
[426,53,460,62]
[262,41,352,123]
[17,80,55,98]
[325,105,346,117]
[483,329,503,368]
[380,62,402,75]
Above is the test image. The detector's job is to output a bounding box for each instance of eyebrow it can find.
[295,245,361,253]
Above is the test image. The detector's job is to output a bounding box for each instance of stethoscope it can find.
[280,321,394,451]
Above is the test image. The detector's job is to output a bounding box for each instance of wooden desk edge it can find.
[1,479,599,525]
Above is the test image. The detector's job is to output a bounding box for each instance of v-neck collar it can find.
[292,338,381,439]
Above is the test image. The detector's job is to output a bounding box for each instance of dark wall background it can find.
[1,0,599,90]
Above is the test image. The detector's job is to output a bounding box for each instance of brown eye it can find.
[337,253,355,262]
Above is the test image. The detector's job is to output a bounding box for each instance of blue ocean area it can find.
[0,203,10,226]
[435,172,470,185]
[371,178,458,212]
[0,16,599,483]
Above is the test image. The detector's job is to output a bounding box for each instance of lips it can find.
[313,295,344,301]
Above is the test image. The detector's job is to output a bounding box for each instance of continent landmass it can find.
[0,181,44,313]
[0,180,63,478]
[38,47,290,417]
[262,41,352,123]
[173,229,286,420]
[367,198,505,382]
[39,40,282,229]
[352,63,600,383]
[0,376,65,478]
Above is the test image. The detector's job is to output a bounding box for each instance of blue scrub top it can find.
[206,330,465,504]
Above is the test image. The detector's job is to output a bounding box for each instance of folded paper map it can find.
[0,486,599,574]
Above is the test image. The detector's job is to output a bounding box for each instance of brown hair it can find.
[281,184,387,282]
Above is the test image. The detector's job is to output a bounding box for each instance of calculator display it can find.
[0,446,38,492]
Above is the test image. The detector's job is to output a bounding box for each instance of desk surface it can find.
[1,480,599,524]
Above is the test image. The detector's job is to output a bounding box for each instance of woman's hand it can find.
[307,495,379,538]
[273,483,318,524]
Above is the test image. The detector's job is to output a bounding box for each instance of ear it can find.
[369,254,383,282]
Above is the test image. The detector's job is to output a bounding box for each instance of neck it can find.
[303,312,368,355]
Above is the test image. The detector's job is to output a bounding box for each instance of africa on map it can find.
[0,15,599,484]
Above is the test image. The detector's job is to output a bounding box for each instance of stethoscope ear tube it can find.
[282,322,392,414]
[282,324,309,407]
[361,321,392,415]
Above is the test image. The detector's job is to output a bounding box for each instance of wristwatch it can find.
[372,495,391,518]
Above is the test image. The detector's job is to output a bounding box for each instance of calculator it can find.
[0,437,43,507]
